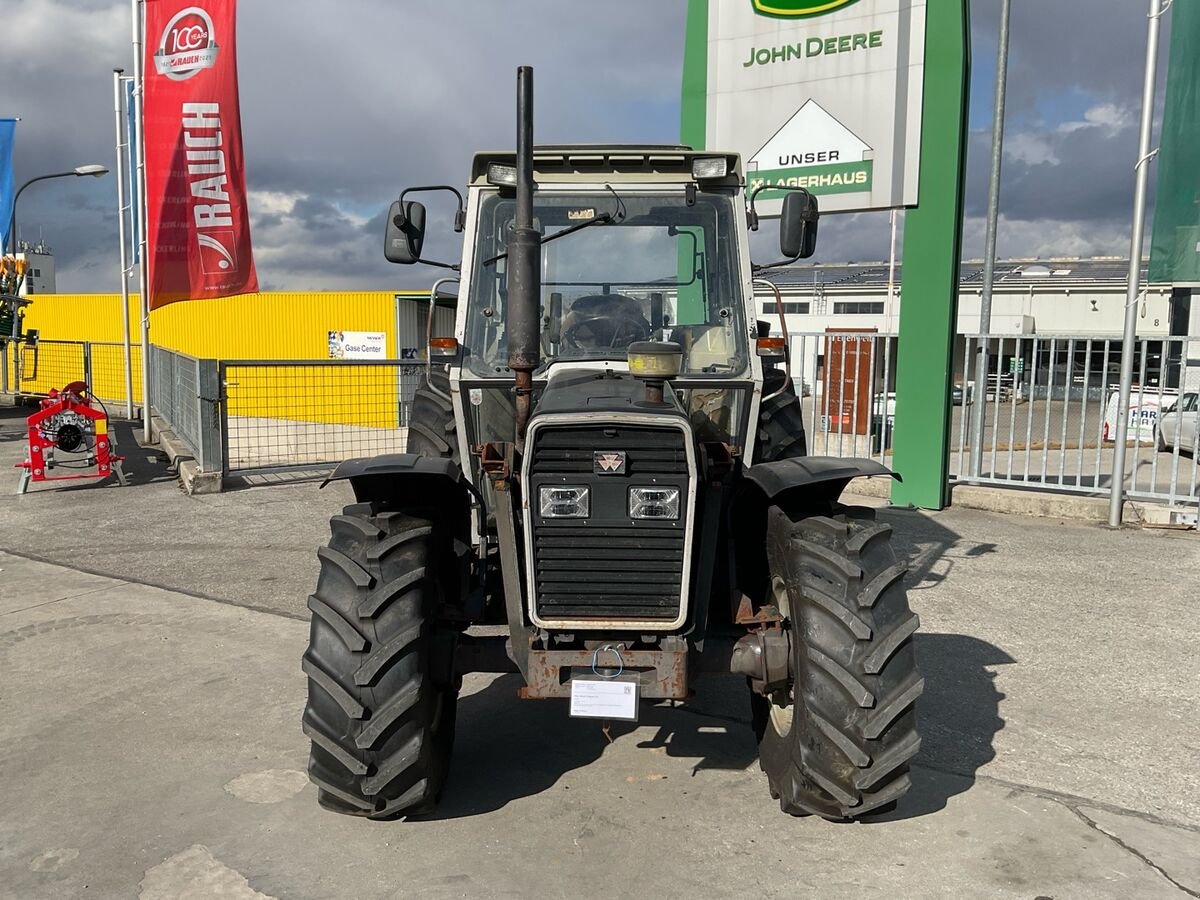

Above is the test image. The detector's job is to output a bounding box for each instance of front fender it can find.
[322,453,475,510]
[741,456,899,508]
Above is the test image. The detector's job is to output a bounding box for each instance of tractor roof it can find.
[469,146,743,185]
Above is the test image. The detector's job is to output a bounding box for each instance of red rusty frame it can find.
[518,645,688,700]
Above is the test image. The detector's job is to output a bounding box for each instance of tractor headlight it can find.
[539,485,590,518]
[629,486,680,520]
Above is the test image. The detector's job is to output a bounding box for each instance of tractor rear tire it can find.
[408,365,459,465]
[756,373,808,461]
[302,502,460,819]
[753,504,922,819]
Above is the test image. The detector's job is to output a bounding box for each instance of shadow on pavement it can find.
[0,401,30,440]
[430,626,1013,823]
[882,506,1000,595]
[876,631,1015,822]
[430,673,759,821]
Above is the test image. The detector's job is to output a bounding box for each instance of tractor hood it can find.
[531,368,690,422]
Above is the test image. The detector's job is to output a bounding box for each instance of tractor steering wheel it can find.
[561,313,651,350]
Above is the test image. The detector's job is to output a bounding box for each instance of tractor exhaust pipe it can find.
[507,65,540,450]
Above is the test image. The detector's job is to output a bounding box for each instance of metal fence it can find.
[783,331,900,464]
[143,334,1197,510]
[954,334,1199,506]
[780,330,1198,509]
[4,339,143,409]
[219,359,426,476]
[150,345,222,472]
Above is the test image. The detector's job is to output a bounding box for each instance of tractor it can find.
[301,67,921,820]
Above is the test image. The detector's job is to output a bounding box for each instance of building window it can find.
[833,301,885,315]
[32,268,41,277]
[763,302,810,314]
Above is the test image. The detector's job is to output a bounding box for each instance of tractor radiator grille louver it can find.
[530,425,688,621]
[529,426,688,474]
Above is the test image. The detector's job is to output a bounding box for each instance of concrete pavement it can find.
[3,403,1200,898]
[2,538,1198,899]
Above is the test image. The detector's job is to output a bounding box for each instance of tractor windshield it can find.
[464,190,749,378]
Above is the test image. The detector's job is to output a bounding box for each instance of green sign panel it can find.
[751,0,864,19]
[692,0,927,215]
[1148,0,1200,285]
[748,160,873,197]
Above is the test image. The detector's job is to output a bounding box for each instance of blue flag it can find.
[124,79,140,263]
[0,118,16,254]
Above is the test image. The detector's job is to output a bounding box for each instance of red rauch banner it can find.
[143,0,257,309]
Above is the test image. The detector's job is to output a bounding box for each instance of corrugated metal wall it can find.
[17,291,438,427]
[22,290,433,359]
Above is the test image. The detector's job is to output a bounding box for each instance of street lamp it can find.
[6,164,110,255]
[2,164,109,393]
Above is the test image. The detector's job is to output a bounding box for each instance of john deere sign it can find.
[686,0,927,214]
[751,0,863,19]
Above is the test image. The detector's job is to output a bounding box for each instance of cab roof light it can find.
[692,157,729,180]
[486,163,519,186]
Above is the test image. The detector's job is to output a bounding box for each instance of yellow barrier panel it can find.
[18,291,431,428]
[20,291,430,359]
[7,341,143,405]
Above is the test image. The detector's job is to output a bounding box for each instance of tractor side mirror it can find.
[384,200,426,264]
[779,189,819,260]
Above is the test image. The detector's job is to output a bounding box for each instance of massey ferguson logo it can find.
[594,451,627,475]
[155,7,219,81]
[182,102,239,274]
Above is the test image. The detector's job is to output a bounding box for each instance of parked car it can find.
[1157,392,1198,453]
[873,391,897,423]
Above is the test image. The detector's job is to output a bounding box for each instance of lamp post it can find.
[6,164,109,255]
[2,164,109,393]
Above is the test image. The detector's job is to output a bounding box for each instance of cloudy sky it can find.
[3,0,1173,292]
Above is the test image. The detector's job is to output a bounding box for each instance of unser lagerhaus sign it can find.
[697,0,927,214]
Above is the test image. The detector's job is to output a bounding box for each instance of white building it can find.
[757,257,1199,395]
[14,242,56,296]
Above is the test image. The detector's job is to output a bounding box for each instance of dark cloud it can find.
[1,0,1173,292]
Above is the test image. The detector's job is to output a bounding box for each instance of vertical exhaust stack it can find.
[507,66,541,450]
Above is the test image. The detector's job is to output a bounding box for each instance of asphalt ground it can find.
[1,403,1199,898]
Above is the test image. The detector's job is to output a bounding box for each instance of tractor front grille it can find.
[528,424,691,624]
[533,525,686,620]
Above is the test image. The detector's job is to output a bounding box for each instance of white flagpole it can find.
[886,208,898,332]
[1108,0,1166,526]
[113,68,134,421]
[131,0,152,442]
[968,0,1013,482]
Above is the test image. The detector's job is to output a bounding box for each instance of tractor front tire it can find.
[756,373,808,461]
[302,502,459,819]
[407,366,459,465]
[753,504,922,819]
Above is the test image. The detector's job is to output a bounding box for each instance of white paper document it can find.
[568,678,640,721]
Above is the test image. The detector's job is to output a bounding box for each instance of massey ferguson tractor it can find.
[302,67,921,820]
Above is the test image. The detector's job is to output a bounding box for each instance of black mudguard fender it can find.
[322,453,477,520]
[730,457,899,620]
[740,456,899,509]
